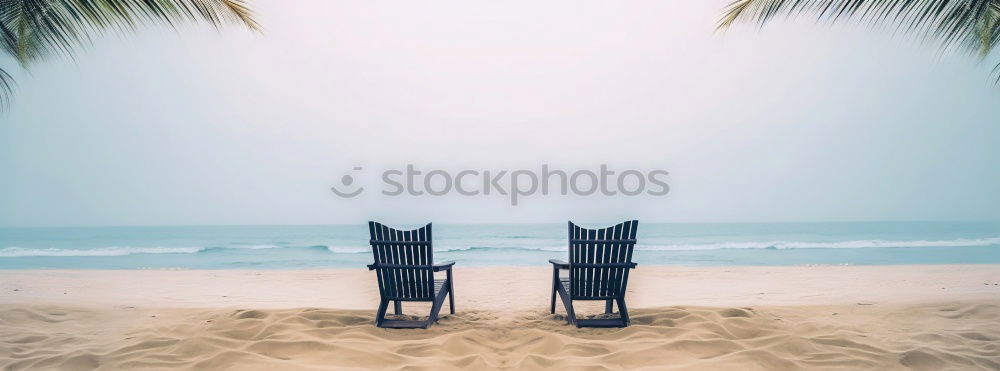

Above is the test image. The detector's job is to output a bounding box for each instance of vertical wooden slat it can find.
[396,229,404,300]
[377,224,388,299]
[422,225,428,298]
[420,224,428,299]
[394,227,403,299]
[568,222,577,296]
[612,221,626,297]
[609,222,624,297]
[400,230,408,300]
[378,224,390,299]
[393,226,402,299]
[411,229,419,299]
[599,224,609,298]
[369,222,385,299]
[611,223,628,295]
[412,229,421,299]
[584,229,597,296]
[579,225,585,297]
[414,226,423,298]
[595,226,604,298]
[384,225,395,299]
[403,229,413,299]
[601,223,609,298]
[569,222,580,297]
[379,224,389,299]
[425,223,433,298]
[599,226,618,296]
[596,226,604,298]
[375,223,386,298]
[594,227,604,298]
[619,220,637,297]
[593,227,601,298]
[575,223,583,298]
[418,225,427,298]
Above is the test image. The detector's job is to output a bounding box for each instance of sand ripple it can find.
[1,302,998,370]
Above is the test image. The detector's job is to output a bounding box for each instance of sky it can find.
[1,0,999,227]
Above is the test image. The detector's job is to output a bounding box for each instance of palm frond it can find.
[0,0,258,109]
[0,67,14,108]
[716,0,1000,59]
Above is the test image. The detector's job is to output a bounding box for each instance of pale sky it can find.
[1,0,998,227]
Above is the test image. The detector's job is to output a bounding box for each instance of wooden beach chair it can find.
[549,220,639,327]
[366,222,456,329]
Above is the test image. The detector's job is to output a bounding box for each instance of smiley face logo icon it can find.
[331,167,364,198]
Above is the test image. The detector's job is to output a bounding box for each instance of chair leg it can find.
[375,299,389,327]
[447,271,455,315]
[564,299,576,326]
[605,299,614,314]
[428,299,442,325]
[550,267,558,314]
[448,289,455,315]
[616,297,630,326]
[393,300,402,315]
[428,283,450,325]
[555,283,575,325]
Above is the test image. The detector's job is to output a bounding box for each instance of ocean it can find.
[1,222,998,269]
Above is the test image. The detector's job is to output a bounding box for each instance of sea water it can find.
[1,222,998,269]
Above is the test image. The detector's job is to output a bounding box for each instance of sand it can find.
[1,265,999,370]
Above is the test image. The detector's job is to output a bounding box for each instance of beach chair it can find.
[549,220,638,327]
[366,222,456,329]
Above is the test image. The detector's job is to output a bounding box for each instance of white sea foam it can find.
[435,246,566,252]
[0,246,206,257]
[230,244,285,250]
[431,237,1000,252]
[639,237,1000,251]
[324,246,369,254]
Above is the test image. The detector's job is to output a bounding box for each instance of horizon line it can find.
[1,219,998,229]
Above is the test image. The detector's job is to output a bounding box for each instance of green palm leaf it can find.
[0,0,258,109]
[717,0,1000,82]
[0,67,13,107]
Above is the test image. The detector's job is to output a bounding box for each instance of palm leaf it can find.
[717,0,1000,82]
[0,0,258,109]
[0,67,13,107]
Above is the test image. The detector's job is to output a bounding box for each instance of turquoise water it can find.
[0,222,998,269]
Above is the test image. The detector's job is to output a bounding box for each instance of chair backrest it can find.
[368,221,435,301]
[567,220,638,300]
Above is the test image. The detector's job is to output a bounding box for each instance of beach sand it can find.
[1,265,999,370]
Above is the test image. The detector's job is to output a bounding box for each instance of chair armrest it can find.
[366,264,377,271]
[628,262,638,269]
[548,259,569,269]
[432,261,456,272]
